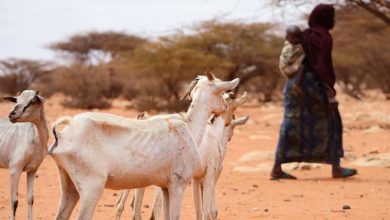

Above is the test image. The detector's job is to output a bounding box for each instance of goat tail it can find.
[48,116,72,155]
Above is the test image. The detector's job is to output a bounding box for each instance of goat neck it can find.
[184,98,211,147]
[30,106,49,151]
[211,116,227,157]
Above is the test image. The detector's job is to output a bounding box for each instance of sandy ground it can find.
[0,92,389,220]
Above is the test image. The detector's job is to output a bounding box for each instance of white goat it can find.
[193,93,249,220]
[115,93,249,220]
[0,90,49,220]
[49,71,239,220]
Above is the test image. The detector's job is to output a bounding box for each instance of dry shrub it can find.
[0,59,53,95]
[51,65,112,109]
[333,6,390,98]
[123,77,188,111]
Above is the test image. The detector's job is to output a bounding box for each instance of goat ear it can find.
[3,96,17,103]
[137,111,147,120]
[205,69,215,81]
[36,95,45,103]
[180,78,199,101]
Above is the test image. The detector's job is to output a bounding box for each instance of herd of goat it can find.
[0,70,250,220]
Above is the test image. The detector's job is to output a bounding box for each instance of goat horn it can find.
[232,115,249,126]
[234,91,249,107]
[205,69,215,81]
[180,79,199,101]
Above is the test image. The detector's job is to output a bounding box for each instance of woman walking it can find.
[271,4,358,179]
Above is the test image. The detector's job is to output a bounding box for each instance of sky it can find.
[0,0,313,60]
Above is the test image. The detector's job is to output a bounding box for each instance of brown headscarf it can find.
[301,4,336,93]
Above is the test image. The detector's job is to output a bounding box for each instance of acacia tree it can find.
[271,0,390,25]
[0,59,54,95]
[48,31,148,108]
[333,5,390,97]
[49,31,147,65]
[125,20,284,110]
[182,20,283,98]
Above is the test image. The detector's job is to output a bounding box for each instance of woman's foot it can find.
[332,167,358,178]
[270,170,297,180]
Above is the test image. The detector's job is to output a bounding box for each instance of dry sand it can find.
[0,92,389,219]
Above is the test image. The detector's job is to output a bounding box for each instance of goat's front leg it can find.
[9,167,22,220]
[26,171,37,220]
[209,177,218,220]
[168,183,186,220]
[192,178,203,220]
[115,190,130,220]
[202,173,217,220]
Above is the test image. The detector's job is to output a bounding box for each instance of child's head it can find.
[286,25,301,45]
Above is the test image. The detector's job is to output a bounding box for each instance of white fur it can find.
[50,74,239,220]
[0,90,49,220]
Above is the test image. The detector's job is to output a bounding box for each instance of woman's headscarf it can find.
[301,4,336,92]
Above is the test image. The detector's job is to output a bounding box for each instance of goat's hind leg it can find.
[133,188,145,220]
[76,179,105,220]
[115,189,130,220]
[55,166,80,220]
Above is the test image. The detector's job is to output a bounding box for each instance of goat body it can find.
[52,112,202,190]
[0,119,45,171]
[0,90,49,220]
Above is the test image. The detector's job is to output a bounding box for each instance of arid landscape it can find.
[0,91,389,220]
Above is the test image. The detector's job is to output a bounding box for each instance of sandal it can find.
[332,168,358,178]
[270,171,297,180]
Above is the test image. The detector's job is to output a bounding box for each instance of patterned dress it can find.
[275,61,344,164]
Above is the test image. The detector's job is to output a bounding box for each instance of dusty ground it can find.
[0,92,389,220]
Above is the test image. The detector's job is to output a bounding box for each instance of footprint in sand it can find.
[232,151,326,173]
[352,153,390,168]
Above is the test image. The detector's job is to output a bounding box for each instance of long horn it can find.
[234,91,249,107]
[180,79,199,101]
[232,116,249,126]
[205,69,215,81]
